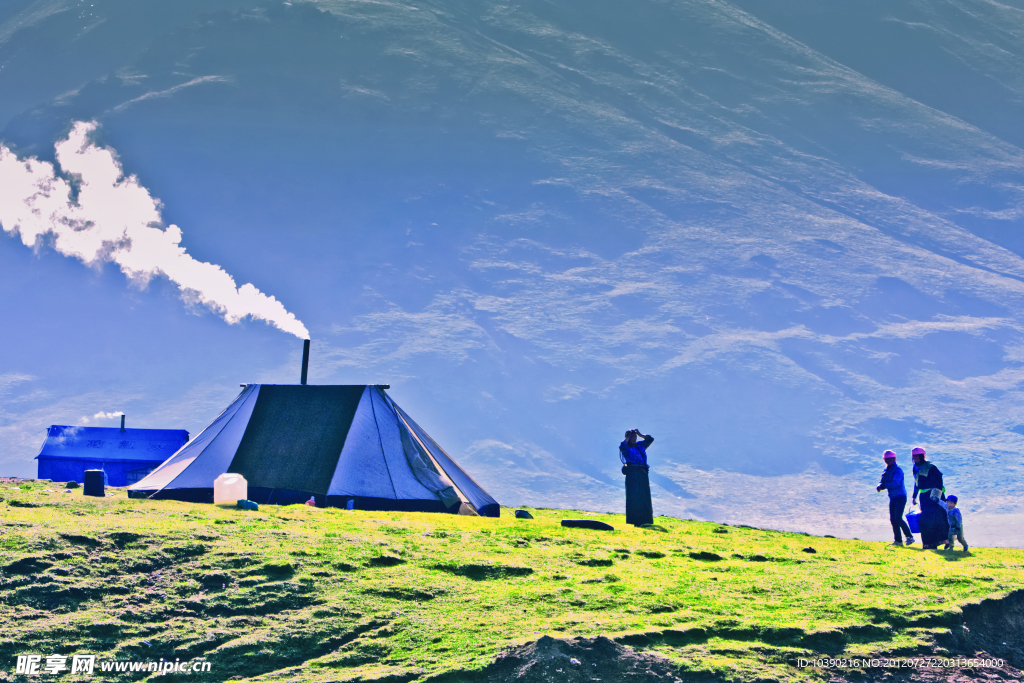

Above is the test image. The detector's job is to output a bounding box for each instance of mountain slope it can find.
[1,0,1023,540]
[1,481,1022,682]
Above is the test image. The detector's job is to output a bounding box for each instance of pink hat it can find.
[883,450,896,460]
[911,447,926,456]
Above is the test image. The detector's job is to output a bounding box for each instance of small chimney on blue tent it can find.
[300,339,310,385]
[120,415,126,432]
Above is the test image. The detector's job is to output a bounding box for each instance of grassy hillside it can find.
[1,479,1022,682]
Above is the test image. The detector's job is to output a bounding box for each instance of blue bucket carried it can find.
[906,509,921,534]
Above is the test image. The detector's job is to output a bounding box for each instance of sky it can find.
[2,0,1024,545]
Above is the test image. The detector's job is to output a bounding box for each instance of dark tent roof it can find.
[36,426,190,464]
[128,385,499,516]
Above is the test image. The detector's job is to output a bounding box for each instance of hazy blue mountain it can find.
[2,0,1023,543]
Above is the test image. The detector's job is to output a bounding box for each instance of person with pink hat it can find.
[911,447,949,549]
[876,450,914,546]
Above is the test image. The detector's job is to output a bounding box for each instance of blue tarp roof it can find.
[35,426,189,464]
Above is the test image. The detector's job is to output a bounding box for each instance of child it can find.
[943,495,968,552]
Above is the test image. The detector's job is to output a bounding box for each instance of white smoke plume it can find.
[0,121,309,339]
[82,411,124,424]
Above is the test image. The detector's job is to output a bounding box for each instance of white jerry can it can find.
[213,473,248,506]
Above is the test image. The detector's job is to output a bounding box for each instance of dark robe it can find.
[623,465,653,526]
[914,462,948,547]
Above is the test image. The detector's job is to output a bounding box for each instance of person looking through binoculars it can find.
[619,429,654,526]
[619,429,654,466]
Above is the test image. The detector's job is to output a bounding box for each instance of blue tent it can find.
[127,384,499,516]
[36,426,190,486]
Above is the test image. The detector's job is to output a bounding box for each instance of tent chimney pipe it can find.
[120,415,126,432]
[300,339,310,385]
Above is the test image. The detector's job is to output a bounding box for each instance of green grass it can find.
[1,480,1022,682]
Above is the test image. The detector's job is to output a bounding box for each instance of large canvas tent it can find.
[128,384,499,516]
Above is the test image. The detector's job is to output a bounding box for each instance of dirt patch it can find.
[368,555,406,568]
[454,635,693,682]
[938,588,1024,669]
[196,572,234,589]
[4,581,109,609]
[48,551,86,561]
[107,532,147,547]
[688,551,722,561]
[194,581,319,617]
[254,562,294,578]
[332,562,359,572]
[637,551,666,559]
[164,543,207,559]
[222,555,260,568]
[2,558,53,575]
[458,632,1023,683]
[119,551,178,574]
[432,563,533,580]
[891,660,1018,682]
[733,553,789,563]
[575,559,613,568]
[59,533,104,548]
[830,654,1023,683]
[465,592,1024,683]
[366,587,440,601]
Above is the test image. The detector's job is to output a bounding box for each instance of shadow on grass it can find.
[930,549,972,561]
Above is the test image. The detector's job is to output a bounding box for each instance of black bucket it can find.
[83,469,106,497]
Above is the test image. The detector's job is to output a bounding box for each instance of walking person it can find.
[911,447,949,549]
[619,429,654,526]
[943,495,968,552]
[876,450,914,546]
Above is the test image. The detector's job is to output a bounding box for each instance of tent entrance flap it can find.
[393,407,463,509]
[386,392,500,517]
[366,386,460,509]
[228,385,363,495]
